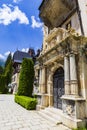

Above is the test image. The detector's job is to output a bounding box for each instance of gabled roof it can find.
[13,50,32,63]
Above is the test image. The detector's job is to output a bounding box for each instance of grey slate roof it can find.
[13,50,31,63]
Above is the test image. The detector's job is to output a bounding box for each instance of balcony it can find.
[42,28,69,53]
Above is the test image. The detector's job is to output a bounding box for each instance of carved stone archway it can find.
[53,67,64,109]
[47,63,64,107]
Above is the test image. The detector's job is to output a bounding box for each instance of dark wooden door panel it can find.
[53,67,64,109]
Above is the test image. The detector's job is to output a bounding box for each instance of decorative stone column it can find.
[47,72,53,107]
[40,67,46,94]
[64,56,70,95]
[48,80,53,107]
[70,54,78,95]
[39,69,42,93]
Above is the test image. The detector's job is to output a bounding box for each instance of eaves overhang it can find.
[39,0,77,28]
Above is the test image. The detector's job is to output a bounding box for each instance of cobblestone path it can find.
[0,95,71,130]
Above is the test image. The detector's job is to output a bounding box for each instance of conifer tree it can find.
[5,53,12,68]
[18,58,34,97]
[0,53,13,93]
[5,60,13,86]
[0,66,3,74]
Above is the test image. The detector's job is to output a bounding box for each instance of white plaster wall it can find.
[78,0,87,36]
[12,73,19,87]
[71,12,81,35]
[62,12,82,35]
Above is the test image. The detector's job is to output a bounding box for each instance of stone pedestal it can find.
[64,56,70,95]
[70,54,78,95]
[61,53,86,128]
[40,94,49,107]
[61,95,86,128]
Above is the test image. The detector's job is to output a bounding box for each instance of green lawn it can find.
[72,128,87,130]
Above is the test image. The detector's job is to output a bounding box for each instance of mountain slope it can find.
[0,59,5,66]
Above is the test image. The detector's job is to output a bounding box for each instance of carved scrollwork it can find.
[66,105,74,115]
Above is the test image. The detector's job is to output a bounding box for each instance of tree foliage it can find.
[5,60,13,86]
[5,53,12,68]
[0,53,13,93]
[18,58,34,97]
[0,75,8,94]
[0,66,4,74]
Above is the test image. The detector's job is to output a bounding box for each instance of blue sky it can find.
[0,0,43,60]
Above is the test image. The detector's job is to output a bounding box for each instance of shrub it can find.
[15,95,37,110]
[17,58,34,97]
[0,75,8,94]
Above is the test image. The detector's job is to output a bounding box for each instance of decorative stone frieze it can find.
[62,100,75,117]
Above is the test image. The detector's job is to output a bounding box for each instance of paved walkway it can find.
[0,94,71,130]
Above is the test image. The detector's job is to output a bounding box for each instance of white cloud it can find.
[0,54,5,60]
[4,51,14,57]
[0,4,29,25]
[31,16,43,28]
[21,48,29,53]
[13,0,22,3]
[0,51,14,61]
[4,51,10,56]
[11,52,14,57]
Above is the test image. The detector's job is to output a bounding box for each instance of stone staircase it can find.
[38,107,63,125]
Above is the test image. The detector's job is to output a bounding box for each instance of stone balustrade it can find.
[42,28,68,53]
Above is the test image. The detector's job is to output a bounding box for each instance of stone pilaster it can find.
[48,80,53,107]
[39,69,42,93]
[40,67,46,94]
[70,54,78,95]
[64,56,70,95]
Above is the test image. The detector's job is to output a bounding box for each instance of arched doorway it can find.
[53,67,64,109]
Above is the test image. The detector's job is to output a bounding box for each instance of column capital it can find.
[69,53,75,57]
[42,65,47,69]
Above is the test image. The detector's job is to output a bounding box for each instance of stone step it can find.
[36,105,45,111]
[38,109,62,125]
[45,107,63,118]
[41,109,61,121]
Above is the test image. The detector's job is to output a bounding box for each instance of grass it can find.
[72,128,87,130]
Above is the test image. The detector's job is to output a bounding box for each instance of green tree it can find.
[18,58,34,97]
[0,66,4,74]
[5,60,13,86]
[0,53,13,94]
[5,53,12,68]
[0,75,8,94]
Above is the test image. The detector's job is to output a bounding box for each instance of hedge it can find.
[72,128,87,130]
[15,95,37,110]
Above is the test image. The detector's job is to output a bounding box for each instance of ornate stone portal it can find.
[34,28,87,128]
[34,0,87,128]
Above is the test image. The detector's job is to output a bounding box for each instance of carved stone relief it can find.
[62,100,75,117]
